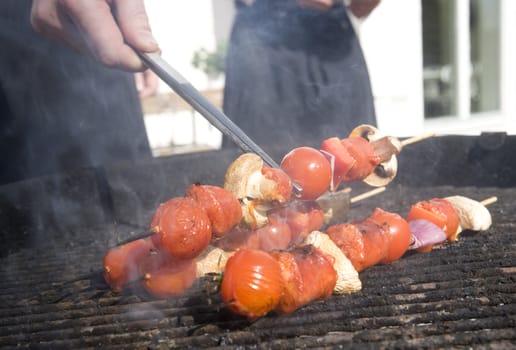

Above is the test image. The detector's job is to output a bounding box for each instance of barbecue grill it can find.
[1,134,515,349]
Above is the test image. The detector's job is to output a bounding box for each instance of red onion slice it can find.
[408,219,447,250]
[320,149,336,192]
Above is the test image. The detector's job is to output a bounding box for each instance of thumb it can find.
[114,0,159,53]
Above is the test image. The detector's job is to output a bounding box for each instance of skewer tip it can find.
[480,196,498,206]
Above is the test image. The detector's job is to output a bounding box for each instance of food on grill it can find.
[320,136,381,189]
[326,208,411,272]
[224,153,292,229]
[268,200,325,246]
[214,217,293,252]
[444,195,493,233]
[278,125,432,198]
[304,231,362,294]
[280,146,333,200]
[186,184,243,237]
[150,197,212,259]
[221,246,338,318]
[103,238,155,291]
[271,245,337,314]
[408,219,447,251]
[195,245,233,277]
[407,196,495,251]
[143,257,197,298]
[221,249,284,319]
[224,153,292,203]
[406,197,460,252]
[101,127,498,321]
[406,198,460,240]
[347,124,401,187]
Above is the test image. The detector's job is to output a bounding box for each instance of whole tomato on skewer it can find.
[221,249,284,319]
[280,147,332,200]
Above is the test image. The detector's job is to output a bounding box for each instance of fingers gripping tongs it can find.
[137,51,303,196]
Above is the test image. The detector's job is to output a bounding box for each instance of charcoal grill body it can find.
[0,135,515,349]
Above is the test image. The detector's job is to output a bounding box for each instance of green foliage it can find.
[191,42,227,78]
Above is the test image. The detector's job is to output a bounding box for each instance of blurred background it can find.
[142,0,516,157]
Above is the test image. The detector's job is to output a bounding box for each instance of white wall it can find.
[356,0,425,137]
[145,0,234,91]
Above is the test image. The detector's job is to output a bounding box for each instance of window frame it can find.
[423,0,515,135]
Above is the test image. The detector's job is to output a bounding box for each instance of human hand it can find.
[347,0,381,18]
[297,0,337,12]
[31,0,159,72]
[135,70,159,99]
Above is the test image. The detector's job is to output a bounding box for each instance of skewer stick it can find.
[350,187,386,204]
[400,132,436,147]
[480,196,498,206]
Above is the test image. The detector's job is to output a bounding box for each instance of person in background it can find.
[222,0,380,150]
[0,0,159,185]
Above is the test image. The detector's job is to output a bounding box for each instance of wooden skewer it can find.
[480,196,498,206]
[350,186,386,204]
[400,132,436,147]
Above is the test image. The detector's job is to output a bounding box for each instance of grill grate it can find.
[1,185,515,349]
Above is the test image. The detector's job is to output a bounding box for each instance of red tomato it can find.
[320,137,355,189]
[280,147,332,200]
[221,249,284,319]
[369,208,411,264]
[103,238,155,291]
[269,201,325,246]
[406,198,459,239]
[143,258,197,298]
[152,197,212,259]
[255,219,292,251]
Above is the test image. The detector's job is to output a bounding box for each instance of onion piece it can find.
[320,149,336,192]
[408,219,447,250]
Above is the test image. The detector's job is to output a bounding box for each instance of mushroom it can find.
[224,153,293,229]
[444,195,493,233]
[304,231,362,294]
[195,245,234,277]
[224,153,291,203]
[350,124,401,187]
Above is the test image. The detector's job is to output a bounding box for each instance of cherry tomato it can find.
[280,147,332,200]
[186,184,242,237]
[103,238,155,291]
[369,208,411,264]
[406,198,459,239]
[255,219,292,251]
[269,201,325,246]
[221,249,284,319]
[152,197,212,259]
[320,137,355,189]
[212,226,255,251]
[143,258,197,298]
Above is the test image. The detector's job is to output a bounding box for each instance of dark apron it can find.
[223,0,376,150]
[0,0,151,185]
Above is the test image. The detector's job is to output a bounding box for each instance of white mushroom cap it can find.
[444,196,493,232]
[224,153,290,203]
[195,245,234,278]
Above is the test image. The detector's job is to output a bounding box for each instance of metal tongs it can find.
[137,51,303,196]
